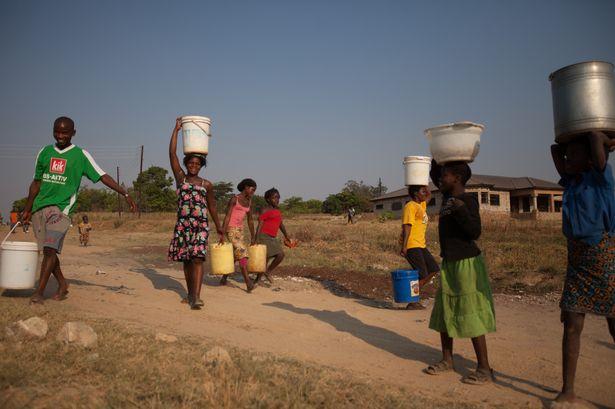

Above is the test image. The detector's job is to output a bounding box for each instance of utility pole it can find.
[116,166,122,219]
[138,145,143,218]
[378,177,383,196]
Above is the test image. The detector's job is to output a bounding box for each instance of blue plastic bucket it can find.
[391,270,420,303]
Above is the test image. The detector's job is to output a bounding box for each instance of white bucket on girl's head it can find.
[403,156,431,186]
[424,121,483,164]
[0,225,39,289]
[181,116,212,155]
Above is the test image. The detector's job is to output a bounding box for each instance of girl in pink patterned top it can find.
[220,178,256,292]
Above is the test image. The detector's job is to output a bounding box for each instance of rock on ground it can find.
[203,346,232,366]
[5,316,48,340]
[57,322,98,348]
[155,332,178,343]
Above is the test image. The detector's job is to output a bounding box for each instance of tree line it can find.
[12,166,387,215]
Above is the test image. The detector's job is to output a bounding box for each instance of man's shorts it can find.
[405,247,440,280]
[32,206,71,253]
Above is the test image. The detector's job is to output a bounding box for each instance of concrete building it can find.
[371,174,563,218]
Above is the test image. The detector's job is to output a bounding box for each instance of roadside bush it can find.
[378,211,395,222]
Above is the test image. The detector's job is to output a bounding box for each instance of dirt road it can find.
[6,230,615,408]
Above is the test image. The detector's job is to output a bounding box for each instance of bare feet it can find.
[219,275,228,286]
[551,393,594,408]
[552,392,593,407]
[52,285,69,301]
[30,294,44,304]
[247,281,255,293]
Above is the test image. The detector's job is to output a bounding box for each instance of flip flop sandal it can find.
[194,298,204,307]
[461,369,495,385]
[424,361,454,375]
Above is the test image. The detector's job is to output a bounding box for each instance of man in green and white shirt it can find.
[22,116,136,304]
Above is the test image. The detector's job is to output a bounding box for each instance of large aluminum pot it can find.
[549,61,615,142]
[424,121,483,164]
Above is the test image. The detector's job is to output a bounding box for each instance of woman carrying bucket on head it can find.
[220,179,256,292]
[168,117,224,310]
[424,159,496,385]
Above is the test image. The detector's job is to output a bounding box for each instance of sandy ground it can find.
[3,229,615,409]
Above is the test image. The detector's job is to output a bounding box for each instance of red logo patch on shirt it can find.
[49,158,67,174]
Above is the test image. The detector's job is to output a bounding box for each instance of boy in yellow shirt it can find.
[400,185,440,309]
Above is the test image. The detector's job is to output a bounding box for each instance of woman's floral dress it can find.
[168,180,209,261]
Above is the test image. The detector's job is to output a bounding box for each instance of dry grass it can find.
[0,298,478,409]
[74,212,567,294]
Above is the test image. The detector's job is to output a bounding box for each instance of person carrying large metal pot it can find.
[549,61,615,407]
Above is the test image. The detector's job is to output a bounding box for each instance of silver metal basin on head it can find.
[549,61,615,142]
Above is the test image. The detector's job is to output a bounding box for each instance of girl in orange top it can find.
[221,178,256,292]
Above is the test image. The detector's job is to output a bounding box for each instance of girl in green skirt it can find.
[425,160,496,385]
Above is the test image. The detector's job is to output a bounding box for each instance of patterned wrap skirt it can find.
[227,226,249,261]
[560,234,615,317]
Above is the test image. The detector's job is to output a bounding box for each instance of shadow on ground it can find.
[67,278,135,295]
[130,267,185,297]
[596,340,615,350]
[264,301,568,407]
[1,289,35,298]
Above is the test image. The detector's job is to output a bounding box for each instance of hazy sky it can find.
[1,0,614,216]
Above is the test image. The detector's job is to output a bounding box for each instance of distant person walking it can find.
[168,117,224,310]
[399,185,439,310]
[550,131,615,406]
[220,178,257,292]
[9,209,19,233]
[21,116,136,304]
[347,207,355,224]
[78,215,92,246]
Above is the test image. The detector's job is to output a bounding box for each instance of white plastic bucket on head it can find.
[424,121,484,164]
[403,156,431,186]
[181,115,212,155]
[0,241,39,289]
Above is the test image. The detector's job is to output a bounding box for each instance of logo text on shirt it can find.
[50,158,67,174]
